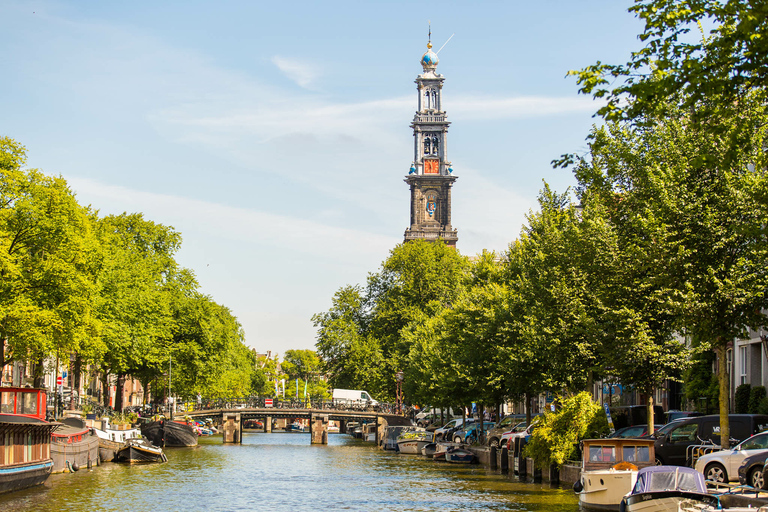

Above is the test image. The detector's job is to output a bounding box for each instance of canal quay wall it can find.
[464,445,580,486]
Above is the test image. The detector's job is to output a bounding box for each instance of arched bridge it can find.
[176,399,412,445]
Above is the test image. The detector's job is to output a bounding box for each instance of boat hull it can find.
[98,438,122,463]
[445,449,475,464]
[0,459,53,495]
[421,443,437,457]
[578,469,637,511]
[397,440,430,454]
[623,491,719,512]
[50,432,99,472]
[141,420,198,447]
[115,441,167,464]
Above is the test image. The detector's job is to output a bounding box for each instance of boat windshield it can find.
[633,467,706,494]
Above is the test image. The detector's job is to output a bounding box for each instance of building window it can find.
[740,345,748,385]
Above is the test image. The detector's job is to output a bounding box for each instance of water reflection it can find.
[0,433,579,511]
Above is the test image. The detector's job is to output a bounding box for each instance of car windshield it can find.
[738,433,768,450]
[655,419,686,436]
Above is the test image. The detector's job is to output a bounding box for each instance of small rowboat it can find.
[444,447,475,464]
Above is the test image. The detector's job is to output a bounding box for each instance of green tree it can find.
[312,285,383,393]
[0,138,99,382]
[93,213,180,408]
[567,94,768,447]
[504,186,608,403]
[282,349,322,382]
[369,240,468,400]
[523,391,609,469]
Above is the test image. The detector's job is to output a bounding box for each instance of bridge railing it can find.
[181,396,401,415]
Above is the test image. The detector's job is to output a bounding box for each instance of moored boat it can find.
[433,442,459,461]
[397,429,433,454]
[619,465,719,512]
[444,447,475,464]
[574,437,657,511]
[381,425,415,451]
[115,438,167,464]
[50,416,99,473]
[140,418,198,447]
[91,419,144,462]
[421,442,437,458]
[0,387,58,494]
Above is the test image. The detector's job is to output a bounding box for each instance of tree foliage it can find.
[523,392,609,469]
[0,137,258,407]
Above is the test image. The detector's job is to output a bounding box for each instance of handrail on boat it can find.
[705,479,766,498]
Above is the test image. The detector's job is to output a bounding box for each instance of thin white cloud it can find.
[450,95,601,120]
[272,56,320,89]
[69,177,400,261]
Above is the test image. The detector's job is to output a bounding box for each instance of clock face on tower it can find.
[424,159,439,174]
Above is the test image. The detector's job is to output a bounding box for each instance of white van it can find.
[332,389,379,406]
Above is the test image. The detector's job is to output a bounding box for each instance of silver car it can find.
[694,431,768,482]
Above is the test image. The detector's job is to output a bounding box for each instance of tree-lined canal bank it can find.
[0,433,579,511]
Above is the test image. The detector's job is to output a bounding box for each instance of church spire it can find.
[404,29,458,247]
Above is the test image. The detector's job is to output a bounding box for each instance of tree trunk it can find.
[141,376,150,406]
[33,355,45,388]
[0,337,6,372]
[115,373,125,412]
[647,391,655,435]
[100,369,110,408]
[717,344,731,449]
[73,354,82,402]
[68,355,75,410]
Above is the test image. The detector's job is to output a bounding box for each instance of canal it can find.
[1,433,580,511]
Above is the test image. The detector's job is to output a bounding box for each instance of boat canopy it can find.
[631,465,707,495]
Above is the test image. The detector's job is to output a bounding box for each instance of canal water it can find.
[1,433,580,511]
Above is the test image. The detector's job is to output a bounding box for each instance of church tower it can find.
[403,33,458,247]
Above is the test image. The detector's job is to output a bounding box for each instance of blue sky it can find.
[1,1,645,355]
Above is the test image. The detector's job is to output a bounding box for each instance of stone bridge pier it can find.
[223,412,241,444]
[311,414,329,444]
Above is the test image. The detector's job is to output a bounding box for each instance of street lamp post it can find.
[395,371,404,416]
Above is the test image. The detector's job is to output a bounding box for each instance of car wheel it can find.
[704,463,727,483]
[655,457,664,466]
[453,436,462,444]
[750,466,764,489]
[489,438,499,448]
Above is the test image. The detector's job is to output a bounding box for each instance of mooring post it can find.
[223,412,241,444]
[311,414,328,444]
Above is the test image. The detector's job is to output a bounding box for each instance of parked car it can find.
[434,418,472,441]
[610,405,665,430]
[738,449,768,488]
[487,414,538,448]
[653,414,768,466]
[665,410,704,423]
[452,421,495,444]
[415,407,457,427]
[608,424,662,438]
[501,419,541,449]
[694,431,768,483]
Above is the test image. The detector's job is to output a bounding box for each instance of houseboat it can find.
[50,416,99,472]
[0,386,59,494]
[90,418,144,462]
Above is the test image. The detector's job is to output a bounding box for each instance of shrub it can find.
[735,384,751,414]
[749,386,767,414]
[757,397,768,416]
[522,392,610,469]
